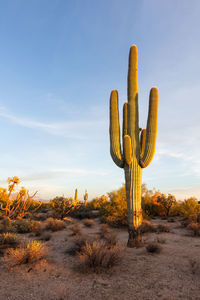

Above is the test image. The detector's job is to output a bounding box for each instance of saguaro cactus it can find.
[109,45,159,247]
[74,188,78,202]
[84,190,88,206]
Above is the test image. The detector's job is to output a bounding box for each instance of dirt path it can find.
[0,218,200,300]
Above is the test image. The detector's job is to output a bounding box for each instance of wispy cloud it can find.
[21,168,108,182]
[0,107,106,140]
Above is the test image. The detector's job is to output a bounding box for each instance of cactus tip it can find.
[151,86,159,96]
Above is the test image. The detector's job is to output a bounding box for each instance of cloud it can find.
[0,106,106,140]
[21,168,108,182]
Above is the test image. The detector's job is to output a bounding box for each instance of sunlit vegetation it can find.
[6,240,48,265]
[50,196,81,219]
[0,177,41,219]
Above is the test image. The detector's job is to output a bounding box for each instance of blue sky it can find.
[0,0,200,200]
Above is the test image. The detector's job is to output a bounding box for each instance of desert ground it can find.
[0,217,199,300]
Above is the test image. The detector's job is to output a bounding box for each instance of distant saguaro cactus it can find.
[109,45,159,247]
[84,190,88,206]
[74,188,78,201]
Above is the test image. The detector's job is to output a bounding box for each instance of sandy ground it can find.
[0,218,200,300]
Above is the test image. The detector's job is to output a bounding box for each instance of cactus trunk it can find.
[125,163,142,247]
[109,45,159,247]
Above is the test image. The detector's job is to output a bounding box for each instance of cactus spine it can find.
[84,190,88,206]
[109,45,159,247]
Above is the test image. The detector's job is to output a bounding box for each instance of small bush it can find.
[66,235,88,256]
[83,219,94,227]
[78,240,122,272]
[179,198,200,221]
[146,243,162,254]
[6,241,47,265]
[69,224,81,236]
[13,220,32,234]
[187,223,200,237]
[45,218,66,231]
[139,220,156,233]
[156,224,170,233]
[0,233,19,248]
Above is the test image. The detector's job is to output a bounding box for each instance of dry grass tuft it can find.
[45,218,66,231]
[5,240,48,265]
[78,240,122,272]
[83,219,94,227]
[146,243,162,254]
[66,234,88,256]
[139,220,156,233]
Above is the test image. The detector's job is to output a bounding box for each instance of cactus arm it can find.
[109,89,124,168]
[128,45,140,159]
[123,102,128,136]
[124,135,133,166]
[140,87,159,168]
[140,129,146,157]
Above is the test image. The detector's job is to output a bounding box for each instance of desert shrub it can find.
[0,217,17,233]
[146,243,162,254]
[179,198,200,222]
[156,194,176,217]
[87,195,109,210]
[187,223,200,236]
[102,232,117,247]
[83,219,94,227]
[69,224,81,236]
[29,221,42,236]
[0,177,41,219]
[6,240,47,265]
[71,205,98,219]
[142,189,165,217]
[13,220,32,233]
[156,224,170,233]
[50,196,80,219]
[139,220,156,233]
[33,212,48,221]
[100,186,127,227]
[66,235,88,256]
[0,233,19,248]
[45,218,66,231]
[78,240,122,272]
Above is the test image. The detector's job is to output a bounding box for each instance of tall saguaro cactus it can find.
[109,45,159,247]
